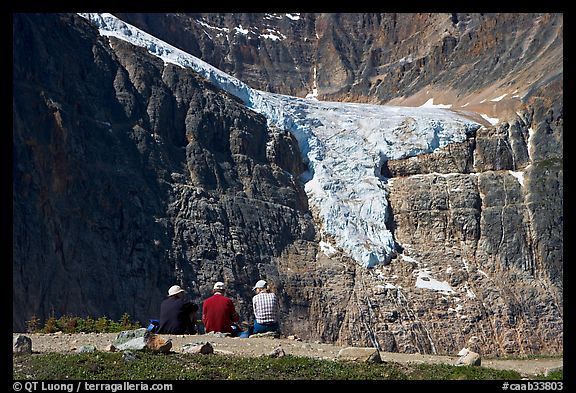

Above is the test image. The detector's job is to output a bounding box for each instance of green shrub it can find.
[94,316,111,333]
[41,316,58,334]
[119,313,135,329]
[25,313,142,334]
[76,316,96,333]
[57,315,78,334]
[25,315,41,333]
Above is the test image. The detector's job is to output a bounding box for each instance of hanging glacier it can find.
[80,13,482,267]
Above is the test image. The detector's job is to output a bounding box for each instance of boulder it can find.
[111,328,172,353]
[146,335,172,353]
[122,350,139,362]
[76,345,97,353]
[456,348,481,366]
[181,342,214,355]
[268,346,285,358]
[111,328,148,351]
[13,335,32,355]
[337,347,381,363]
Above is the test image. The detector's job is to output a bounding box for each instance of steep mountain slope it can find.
[116,13,562,122]
[14,12,313,332]
[13,13,562,357]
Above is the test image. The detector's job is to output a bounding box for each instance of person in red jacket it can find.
[202,281,240,335]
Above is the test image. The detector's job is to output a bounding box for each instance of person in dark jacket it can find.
[158,285,198,334]
[202,281,240,335]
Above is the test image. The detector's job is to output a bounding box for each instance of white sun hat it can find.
[168,285,186,296]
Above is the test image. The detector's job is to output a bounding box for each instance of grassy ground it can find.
[12,351,562,381]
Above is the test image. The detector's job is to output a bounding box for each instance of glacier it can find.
[79,13,482,268]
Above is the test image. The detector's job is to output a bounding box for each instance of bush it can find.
[42,316,58,334]
[94,317,111,333]
[25,314,142,334]
[76,316,96,333]
[58,315,78,334]
[25,315,41,333]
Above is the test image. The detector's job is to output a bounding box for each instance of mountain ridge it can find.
[115,13,562,118]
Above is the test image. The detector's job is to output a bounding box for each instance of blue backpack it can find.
[147,319,160,333]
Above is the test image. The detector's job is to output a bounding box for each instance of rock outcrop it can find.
[373,81,563,356]
[12,13,562,358]
[13,335,33,355]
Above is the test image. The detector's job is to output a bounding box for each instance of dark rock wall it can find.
[14,13,175,327]
[13,13,314,331]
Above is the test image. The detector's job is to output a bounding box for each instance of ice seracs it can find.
[80,13,482,268]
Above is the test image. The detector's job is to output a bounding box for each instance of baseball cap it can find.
[213,281,226,291]
[252,280,267,290]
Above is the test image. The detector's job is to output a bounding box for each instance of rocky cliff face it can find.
[13,13,562,357]
[381,89,563,355]
[13,13,313,331]
[116,13,562,116]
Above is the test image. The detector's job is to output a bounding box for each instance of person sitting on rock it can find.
[202,281,240,335]
[252,279,280,335]
[158,285,198,334]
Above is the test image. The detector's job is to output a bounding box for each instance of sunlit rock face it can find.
[13,13,562,358]
[115,13,562,115]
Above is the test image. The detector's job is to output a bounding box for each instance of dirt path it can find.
[14,333,563,377]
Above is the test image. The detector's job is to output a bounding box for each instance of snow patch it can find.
[420,98,452,109]
[527,127,534,160]
[415,269,455,294]
[465,287,476,299]
[305,66,319,100]
[448,304,464,313]
[401,254,419,264]
[509,170,525,187]
[234,25,249,35]
[319,241,338,257]
[480,113,500,125]
[196,19,229,33]
[264,13,283,20]
[261,31,285,41]
[490,93,508,102]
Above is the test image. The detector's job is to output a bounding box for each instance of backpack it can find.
[146,319,160,333]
